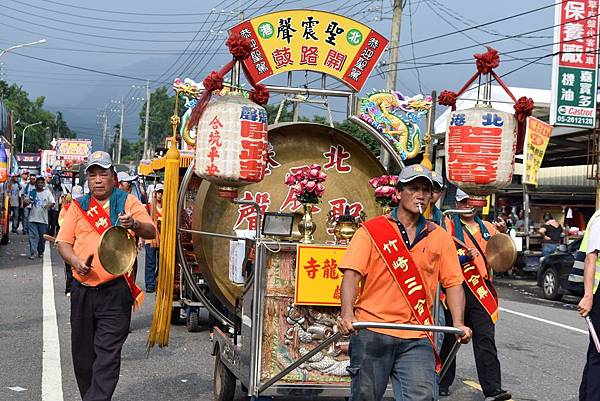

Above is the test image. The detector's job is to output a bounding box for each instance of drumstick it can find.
[585,316,600,353]
[85,254,94,268]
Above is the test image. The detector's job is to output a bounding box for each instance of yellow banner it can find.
[523,117,553,186]
[295,244,346,306]
[230,10,388,91]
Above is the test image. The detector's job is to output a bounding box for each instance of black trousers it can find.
[65,263,73,293]
[579,289,600,401]
[47,209,59,236]
[71,279,132,401]
[440,282,502,397]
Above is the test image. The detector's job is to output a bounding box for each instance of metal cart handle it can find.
[258,321,464,393]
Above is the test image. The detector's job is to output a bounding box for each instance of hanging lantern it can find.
[439,47,533,207]
[446,106,517,206]
[194,93,268,199]
[0,144,7,183]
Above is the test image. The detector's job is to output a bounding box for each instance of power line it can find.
[0,11,239,43]
[393,0,563,49]
[407,0,424,93]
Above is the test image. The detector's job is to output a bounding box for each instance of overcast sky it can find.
[0,0,557,147]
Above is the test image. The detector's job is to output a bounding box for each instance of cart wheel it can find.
[0,230,8,245]
[213,347,236,401]
[187,308,201,332]
[198,307,210,326]
[171,306,182,325]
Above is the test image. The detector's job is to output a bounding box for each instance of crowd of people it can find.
[7,167,163,295]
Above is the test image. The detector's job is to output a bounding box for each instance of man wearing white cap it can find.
[338,165,472,401]
[56,151,155,400]
[439,189,510,401]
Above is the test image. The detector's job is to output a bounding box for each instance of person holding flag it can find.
[439,189,510,401]
[56,151,155,401]
[337,165,472,401]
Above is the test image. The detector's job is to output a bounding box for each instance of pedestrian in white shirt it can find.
[25,176,55,259]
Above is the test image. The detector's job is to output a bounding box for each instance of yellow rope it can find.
[147,144,180,350]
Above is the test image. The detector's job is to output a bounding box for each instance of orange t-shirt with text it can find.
[339,216,463,339]
[56,194,153,286]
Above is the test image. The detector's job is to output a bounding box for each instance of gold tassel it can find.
[147,143,180,351]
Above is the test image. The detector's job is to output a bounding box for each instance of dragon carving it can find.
[359,91,432,160]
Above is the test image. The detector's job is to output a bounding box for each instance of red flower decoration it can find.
[249,83,269,105]
[474,47,500,74]
[438,90,458,108]
[226,33,252,61]
[203,71,224,92]
[514,96,534,123]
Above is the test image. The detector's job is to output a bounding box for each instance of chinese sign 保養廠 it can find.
[229,10,389,92]
[550,0,599,128]
[295,244,347,306]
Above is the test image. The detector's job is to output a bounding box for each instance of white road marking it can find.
[500,307,588,335]
[42,247,64,401]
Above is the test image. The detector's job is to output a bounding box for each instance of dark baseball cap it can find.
[397,164,433,185]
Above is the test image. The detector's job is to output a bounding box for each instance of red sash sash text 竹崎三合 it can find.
[73,196,144,309]
[362,216,442,372]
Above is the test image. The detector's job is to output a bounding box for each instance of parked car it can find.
[536,238,584,301]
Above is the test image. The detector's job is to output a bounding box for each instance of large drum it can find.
[191,122,386,313]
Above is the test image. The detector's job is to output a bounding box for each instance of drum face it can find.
[191,122,386,313]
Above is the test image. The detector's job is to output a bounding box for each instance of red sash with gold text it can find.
[73,197,144,309]
[362,216,442,372]
[454,242,499,323]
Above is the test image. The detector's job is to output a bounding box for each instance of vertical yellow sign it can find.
[523,117,553,186]
[295,244,347,306]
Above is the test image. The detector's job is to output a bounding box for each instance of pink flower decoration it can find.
[305,181,317,192]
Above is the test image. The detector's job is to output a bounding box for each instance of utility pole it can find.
[102,111,108,152]
[118,96,124,164]
[381,0,404,170]
[143,80,151,159]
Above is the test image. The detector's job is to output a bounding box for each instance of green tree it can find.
[137,86,176,150]
[0,80,77,152]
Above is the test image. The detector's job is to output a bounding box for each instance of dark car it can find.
[537,238,584,301]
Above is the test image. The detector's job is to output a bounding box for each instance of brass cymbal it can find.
[98,226,137,275]
[486,233,517,273]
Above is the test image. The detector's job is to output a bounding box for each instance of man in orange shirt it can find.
[439,189,510,401]
[56,151,155,401]
[338,165,472,401]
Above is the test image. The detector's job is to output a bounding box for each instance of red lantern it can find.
[194,93,268,199]
[446,107,517,206]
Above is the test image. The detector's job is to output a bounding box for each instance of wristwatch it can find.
[132,219,139,231]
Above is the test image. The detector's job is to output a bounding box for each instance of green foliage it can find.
[137,86,176,150]
[0,80,76,152]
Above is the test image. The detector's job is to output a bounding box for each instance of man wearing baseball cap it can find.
[429,171,446,229]
[144,183,163,293]
[338,164,472,401]
[56,151,156,400]
[439,189,510,400]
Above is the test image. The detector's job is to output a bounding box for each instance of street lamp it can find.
[0,39,47,59]
[21,121,42,153]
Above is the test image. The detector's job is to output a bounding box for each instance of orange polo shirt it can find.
[339,215,463,339]
[56,194,153,286]
[446,218,498,280]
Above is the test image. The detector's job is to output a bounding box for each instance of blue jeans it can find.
[28,222,47,256]
[22,207,30,234]
[348,329,435,401]
[542,243,558,258]
[11,206,19,231]
[144,244,158,291]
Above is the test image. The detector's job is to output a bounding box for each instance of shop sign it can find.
[550,0,599,128]
[229,10,388,91]
[55,139,92,160]
[523,117,553,186]
[295,244,346,306]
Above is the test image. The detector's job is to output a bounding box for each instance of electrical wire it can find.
[407,0,424,93]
